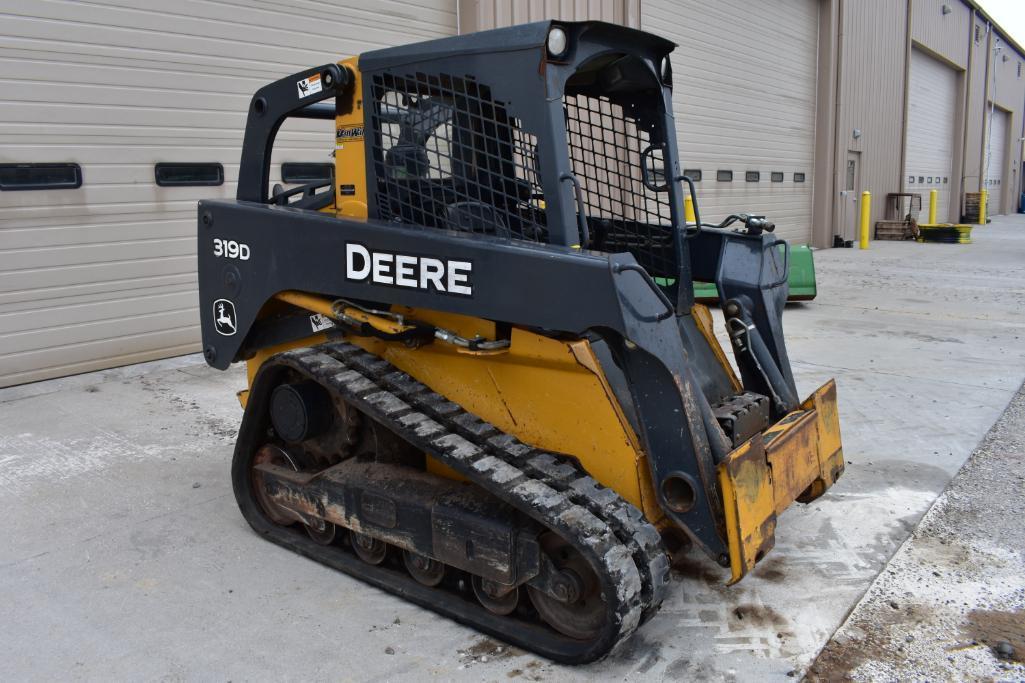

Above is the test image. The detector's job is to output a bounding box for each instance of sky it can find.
[978,0,1025,48]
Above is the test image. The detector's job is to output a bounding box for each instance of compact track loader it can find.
[198,22,844,663]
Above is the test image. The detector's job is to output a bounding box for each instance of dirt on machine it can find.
[197,21,845,663]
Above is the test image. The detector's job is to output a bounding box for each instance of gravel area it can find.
[808,382,1025,681]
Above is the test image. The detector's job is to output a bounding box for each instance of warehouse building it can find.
[1,0,1023,386]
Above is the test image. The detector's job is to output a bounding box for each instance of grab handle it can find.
[613,263,675,321]
[560,173,590,248]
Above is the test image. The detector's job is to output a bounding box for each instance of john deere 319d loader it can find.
[198,21,844,663]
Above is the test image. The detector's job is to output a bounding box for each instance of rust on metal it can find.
[717,379,846,583]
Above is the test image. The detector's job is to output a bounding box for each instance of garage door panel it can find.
[0,128,323,145]
[0,57,270,95]
[0,289,197,337]
[984,107,1008,214]
[645,0,818,244]
[0,277,195,314]
[0,0,457,387]
[0,184,230,209]
[0,237,193,272]
[1,219,191,250]
[0,326,201,387]
[0,147,243,166]
[1,307,199,357]
[0,255,197,307]
[0,274,196,311]
[105,0,457,44]
[2,202,203,223]
[0,36,311,79]
[0,210,193,231]
[1,80,252,113]
[0,11,349,67]
[905,48,958,223]
[0,101,249,129]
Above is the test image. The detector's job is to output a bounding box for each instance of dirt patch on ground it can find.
[505,659,548,680]
[731,603,788,630]
[457,636,524,667]
[807,603,936,680]
[963,608,1025,664]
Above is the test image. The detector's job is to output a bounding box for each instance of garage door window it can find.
[154,162,224,187]
[0,163,82,191]
[281,162,333,184]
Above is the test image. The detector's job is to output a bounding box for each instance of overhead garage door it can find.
[985,106,1009,214]
[642,0,819,245]
[0,0,456,388]
[904,48,958,223]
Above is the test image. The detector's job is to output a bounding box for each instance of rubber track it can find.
[250,342,669,661]
[322,343,671,623]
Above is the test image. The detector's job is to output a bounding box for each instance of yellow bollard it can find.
[928,189,937,225]
[859,190,871,249]
[979,189,987,225]
[684,195,696,224]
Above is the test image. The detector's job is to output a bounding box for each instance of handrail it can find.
[559,172,590,248]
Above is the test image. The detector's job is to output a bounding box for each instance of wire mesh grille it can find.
[369,72,547,242]
[564,93,676,277]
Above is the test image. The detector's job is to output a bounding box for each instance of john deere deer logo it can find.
[213,299,237,336]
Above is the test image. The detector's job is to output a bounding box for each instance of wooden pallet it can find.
[875,220,913,240]
[963,192,981,223]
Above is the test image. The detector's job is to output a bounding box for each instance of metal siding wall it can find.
[986,30,1025,214]
[905,48,959,223]
[832,0,907,237]
[459,0,640,31]
[910,0,970,68]
[644,0,820,245]
[963,14,989,195]
[958,18,1025,215]
[0,0,457,388]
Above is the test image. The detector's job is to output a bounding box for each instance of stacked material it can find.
[917,223,973,244]
[875,220,917,241]
[963,192,982,223]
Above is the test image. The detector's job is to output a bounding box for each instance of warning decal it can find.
[309,314,335,333]
[297,73,322,99]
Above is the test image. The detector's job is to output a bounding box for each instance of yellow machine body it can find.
[238,56,844,584]
[245,294,843,584]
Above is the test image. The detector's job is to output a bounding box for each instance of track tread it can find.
[246,341,669,661]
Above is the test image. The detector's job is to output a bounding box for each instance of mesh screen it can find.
[369,72,547,242]
[564,93,676,277]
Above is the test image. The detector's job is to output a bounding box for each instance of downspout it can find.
[898,0,912,198]
[959,11,975,218]
[985,32,1002,190]
[831,0,846,244]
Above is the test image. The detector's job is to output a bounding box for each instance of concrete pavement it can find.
[2,215,1024,681]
